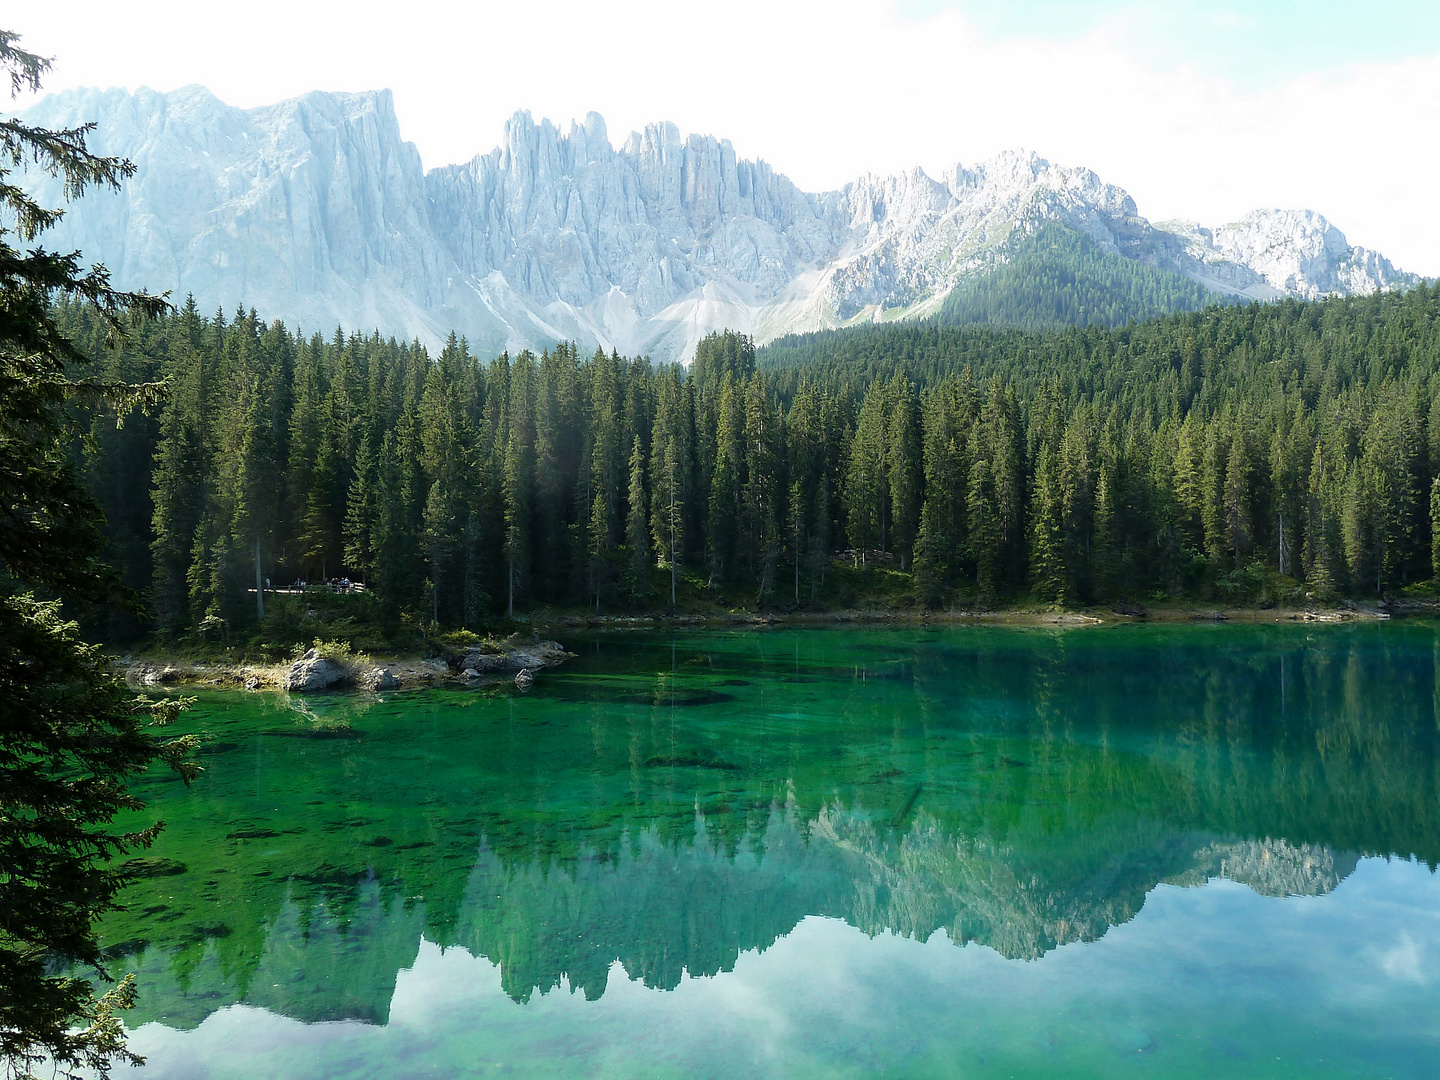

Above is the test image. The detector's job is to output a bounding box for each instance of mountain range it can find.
[18,86,1421,362]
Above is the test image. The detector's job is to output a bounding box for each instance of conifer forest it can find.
[66,283,1440,640]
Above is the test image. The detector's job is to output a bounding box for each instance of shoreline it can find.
[117,639,574,694]
[109,601,1416,692]
[547,602,1403,630]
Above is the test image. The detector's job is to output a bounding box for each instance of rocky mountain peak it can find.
[15,87,1421,361]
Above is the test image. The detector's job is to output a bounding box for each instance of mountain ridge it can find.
[17,85,1421,361]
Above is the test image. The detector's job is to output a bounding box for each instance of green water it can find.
[103,624,1440,1079]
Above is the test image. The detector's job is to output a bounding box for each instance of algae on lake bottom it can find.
[101,624,1440,1078]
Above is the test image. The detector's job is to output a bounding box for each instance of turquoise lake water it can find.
[104,624,1440,1078]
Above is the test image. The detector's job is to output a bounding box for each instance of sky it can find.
[9,0,1440,274]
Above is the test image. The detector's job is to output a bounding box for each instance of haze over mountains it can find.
[20,85,1420,362]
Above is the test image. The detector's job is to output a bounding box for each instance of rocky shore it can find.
[120,639,574,694]
[114,601,1407,695]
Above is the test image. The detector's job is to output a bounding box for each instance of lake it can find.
[104,623,1440,1078]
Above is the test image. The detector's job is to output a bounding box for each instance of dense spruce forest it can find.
[936,224,1221,331]
[64,283,1440,643]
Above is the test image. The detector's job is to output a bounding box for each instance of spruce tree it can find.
[649,368,689,610]
[0,33,199,1078]
[1028,444,1065,601]
[1201,420,1229,575]
[1305,443,1340,598]
[148,298,206,634]
[1058,407,1096,600]
[707,375,742,586]
[503,355,535,617]
[1091,463,1119,600]
[1224,426,1253,567]
[845,381,887,567]
[967,454,1000,606]
[1341,463,1371,594]
[741,374,782,597]
[1430,477,1440,585]
[343,432,379,587]
[886,373,923,570]
[372,427,416,622]
[626,435,650,604]
[422,480,453,624]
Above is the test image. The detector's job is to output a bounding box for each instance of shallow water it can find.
[104,623,1440,1078]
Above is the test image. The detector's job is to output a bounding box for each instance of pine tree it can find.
[912,376,974,605]
[967,454,1000,606]
[981,379,1027,592]
[1058,407,1096,600]
[1224,425,1253,567]
[343,432,379,587]
[588,490,608,614]
[706,375,742,586]
[741,374,782,597]
[287,333,328,579]
[846,381,887,567]
[1341,463,1371,594]
[913,496,946,608]
[533,344,580,602]
[422,480,453,625]
[581,349,626,609]
[1029,444,1065,601]
[1430,477,1440,584]
[1362,402,1421,593]
[503,355,535,617]
[372,427,416,622]
[1091,463,1119,600]
[626,435,650,604]
[229,318,286,620]
[1269,408,1307,579]
[649,367,689,610]
[786,479,805,605]
[1305,443,1341,598]
[886,373,922,569]
[1171,412,1205,559]
[0,33,199,1077]
[148,299,206,634]
[810,475,834,601]
[1201,420,1229,575]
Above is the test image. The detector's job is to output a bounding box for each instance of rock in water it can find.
[359,667,400,691]
[514,669,534,691]
[285,649,348,692]
[127,662,183,687]
[460,640,572,674]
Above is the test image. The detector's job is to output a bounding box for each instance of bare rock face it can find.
[460,640,571,674]
[358,667,400,691]
[19,89,1418,364]
[1194,838,1358,898]
[285,649,349,693]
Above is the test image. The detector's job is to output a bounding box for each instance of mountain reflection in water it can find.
[104,624,1438,1045]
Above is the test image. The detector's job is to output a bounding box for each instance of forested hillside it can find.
[65,284,1440,641]
[937,224,1222,331]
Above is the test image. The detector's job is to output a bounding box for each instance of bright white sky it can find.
[10,0,1440,274]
